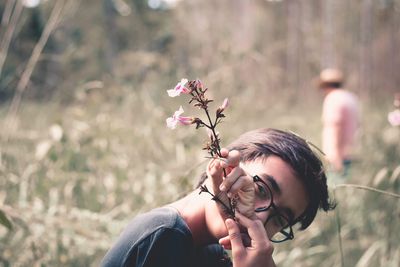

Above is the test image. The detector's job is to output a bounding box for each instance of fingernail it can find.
[225,219,234,227]
[220,184,226,191]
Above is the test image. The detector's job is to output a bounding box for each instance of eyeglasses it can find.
[253,175,294,243]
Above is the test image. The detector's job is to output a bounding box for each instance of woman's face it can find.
[206,156,309,241]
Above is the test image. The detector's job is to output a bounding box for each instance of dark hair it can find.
[320,81,342,89]
[198,128,335,230]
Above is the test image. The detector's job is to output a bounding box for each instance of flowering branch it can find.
[166,79,235,217]
[199,185,234,216]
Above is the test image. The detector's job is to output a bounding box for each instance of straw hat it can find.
[318,68,344,88]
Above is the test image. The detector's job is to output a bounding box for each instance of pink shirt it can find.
[322,89,359,161]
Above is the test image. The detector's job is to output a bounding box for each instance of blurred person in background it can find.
[387,92,400,127]
[101,128,335,267]
[317,68,360,182]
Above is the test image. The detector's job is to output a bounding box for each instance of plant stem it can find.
[334,184,400,198]
[199,186,235,218]
[204,108,221,155]
[203,107,235,214]
[333,189,345,267]
[191,85,235,216]
[332,183,400,266]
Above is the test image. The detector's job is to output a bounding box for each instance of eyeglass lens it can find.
[253,175,294,243]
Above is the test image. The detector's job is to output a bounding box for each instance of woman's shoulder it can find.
[100,207,193,267]
[127,207,190,238]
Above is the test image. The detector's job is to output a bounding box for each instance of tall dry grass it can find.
[0,1,399,266]
[0,77,398,266]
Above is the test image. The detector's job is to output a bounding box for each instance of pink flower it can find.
[216,98,229,117]
[166,106,193,129]
[220,98,229,111]
[388,109,400,127]
[167,79,190,97]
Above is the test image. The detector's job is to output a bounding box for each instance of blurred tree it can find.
[0,1,62,102]
[0,0,399,102]
[360,0,373,97]
[103,0,118,76]
[285,0,300,90]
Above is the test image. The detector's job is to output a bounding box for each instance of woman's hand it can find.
[206,149,256,218]
[221,212,276,267]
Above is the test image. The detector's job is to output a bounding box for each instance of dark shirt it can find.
[101,207,232,267]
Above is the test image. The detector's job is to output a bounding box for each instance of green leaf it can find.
[0,209,12,230]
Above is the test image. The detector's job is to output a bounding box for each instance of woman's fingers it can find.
[207,150,241,181]
[235,212,270,245]
[223,173,253,197]
[207,149,241,193]
[225,212,276,267]
[219,233,251,250]
[224,219,245,254]
[218,168,256,219]
[225,213,275,267]
[219,166,244,193]
[207,158,224,188]
[220,149,240,169]
[220,148,229,158]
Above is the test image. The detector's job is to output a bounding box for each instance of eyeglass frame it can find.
[252,175,295,243]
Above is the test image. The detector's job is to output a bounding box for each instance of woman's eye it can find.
[256,183,269,199]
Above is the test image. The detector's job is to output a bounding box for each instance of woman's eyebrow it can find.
[261,174,281,195]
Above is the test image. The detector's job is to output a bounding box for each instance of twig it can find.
[333,189,345,267]
[0,0,24,77]
[199,185,235,218]
[334,183,400,199]
[3,0,65,141]
[1,0,16,28]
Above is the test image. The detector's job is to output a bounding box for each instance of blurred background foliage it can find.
[0,0,399,266]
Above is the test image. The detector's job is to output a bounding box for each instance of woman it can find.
[101,128,335,267]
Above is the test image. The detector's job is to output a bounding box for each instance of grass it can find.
[0,79,399,267]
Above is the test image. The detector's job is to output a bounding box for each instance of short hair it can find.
[197,128,335,230]
[319,81,342,89]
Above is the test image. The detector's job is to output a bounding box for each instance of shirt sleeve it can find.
[122,227,193,267]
